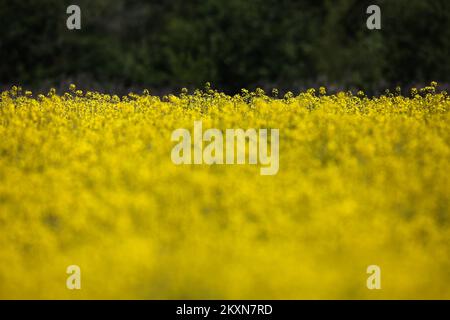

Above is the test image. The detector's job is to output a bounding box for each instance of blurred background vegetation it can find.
[0,0,449,94]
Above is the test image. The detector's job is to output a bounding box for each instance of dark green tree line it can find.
[0,0,449,94]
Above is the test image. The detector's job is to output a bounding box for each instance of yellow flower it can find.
[0,84,449,299]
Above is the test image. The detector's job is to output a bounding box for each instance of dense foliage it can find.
[1,0,449,93]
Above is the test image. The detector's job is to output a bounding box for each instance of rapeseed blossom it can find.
[0,84,449,299]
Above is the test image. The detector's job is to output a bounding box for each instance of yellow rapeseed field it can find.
[0,83,449,299]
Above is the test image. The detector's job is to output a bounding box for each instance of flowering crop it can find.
[0,84,449,299]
